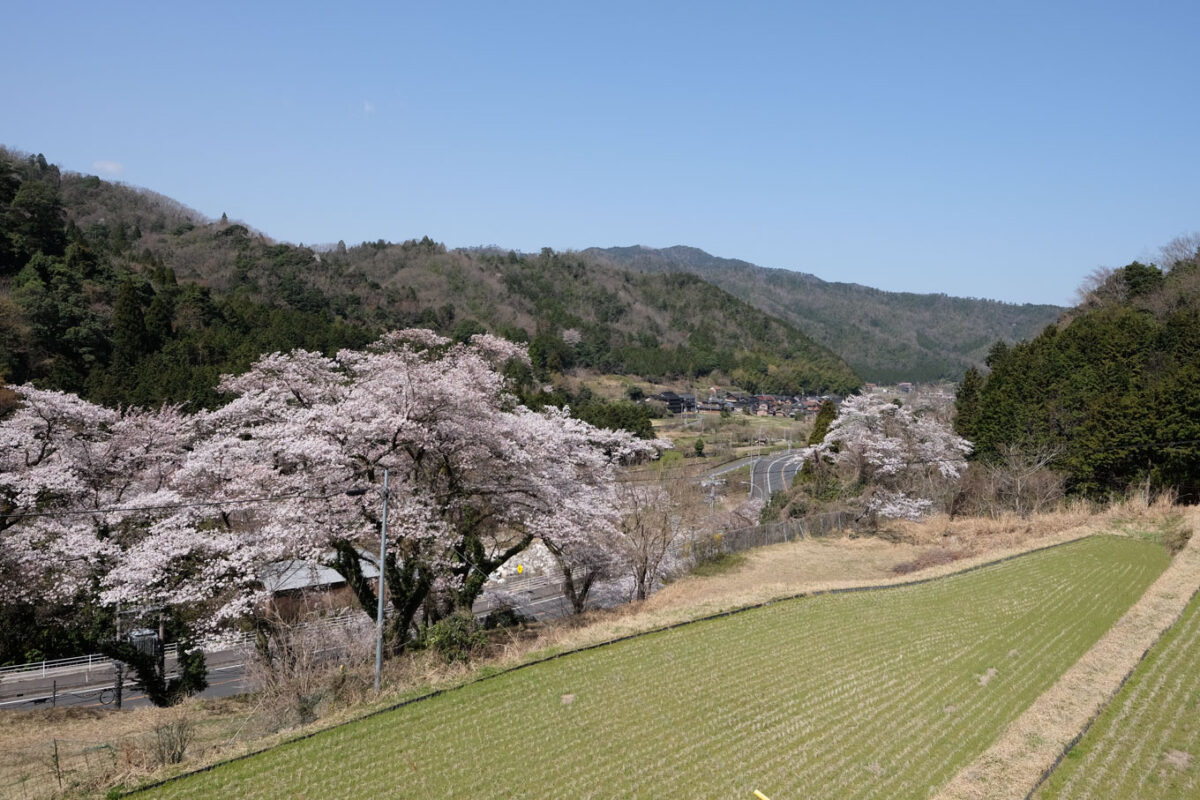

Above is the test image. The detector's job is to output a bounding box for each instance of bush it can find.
[1160,517,1193,555]
[150,712,195,766]
[689,552,747,577]
[421,613,487,663]
[481,605,529,630]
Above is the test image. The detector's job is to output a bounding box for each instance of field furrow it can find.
[1036,587,1200,800]
[134,536,1168,800]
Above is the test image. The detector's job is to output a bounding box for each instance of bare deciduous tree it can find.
[956,444,1065,518]
[615,473,702,601]
[987,444,1066,517]
[1159,233,1200,271]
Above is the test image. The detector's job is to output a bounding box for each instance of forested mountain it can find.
[583,245,1063,383]
[0,148,859,413]
[955,256,1200,499]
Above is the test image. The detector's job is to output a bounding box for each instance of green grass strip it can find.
[1035,585,1200,799]
[134,536,1168,800]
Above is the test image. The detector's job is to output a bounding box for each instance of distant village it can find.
[646,382,916,417]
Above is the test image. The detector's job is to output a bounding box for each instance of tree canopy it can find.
[956,257,1200,499]
[0,332,662,657]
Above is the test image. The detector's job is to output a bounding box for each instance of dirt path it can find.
[931,510,1200,800]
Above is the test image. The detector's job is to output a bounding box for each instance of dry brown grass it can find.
[932,507,1200,800]
[3,499,1183,797]
[0,697,260,798]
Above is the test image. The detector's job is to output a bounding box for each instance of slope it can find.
[584,244,1063,383]
[129,536,1168,800]
[0,148,859,409]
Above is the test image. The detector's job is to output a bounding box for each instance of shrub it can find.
[422,613,487,663]
[150,712,195,766]
[481,605,530,630]
[1160,516,1192,555]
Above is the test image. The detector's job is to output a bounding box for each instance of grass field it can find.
[1035,587,1200,799]
[130,536,1168,799]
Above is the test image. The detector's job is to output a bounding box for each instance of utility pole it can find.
[158,610,166,686]
[374,469,389,694]
[113,601,123,710]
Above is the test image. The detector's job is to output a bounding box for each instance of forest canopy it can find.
[0,148,859,417]
[955,247,1200,500]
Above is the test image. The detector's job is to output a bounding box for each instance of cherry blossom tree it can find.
[0,387,207,702]
[2,330,661,653]
[792,394,971,522]
[102,331,659,645]
[0,387,193,605]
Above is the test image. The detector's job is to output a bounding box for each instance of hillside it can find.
[0,148,859,410]
[955,255,1200,498]
[123,537,1168,799]
[583,245,1063,383]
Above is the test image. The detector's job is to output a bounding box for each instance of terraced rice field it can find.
[135,536,1168,800]
[1035,587,1200,799]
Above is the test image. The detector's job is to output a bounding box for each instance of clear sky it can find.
[4,1,1198,305]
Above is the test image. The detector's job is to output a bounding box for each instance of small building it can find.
[652,391,697,414]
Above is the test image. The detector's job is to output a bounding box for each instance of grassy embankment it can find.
[130,536,1167,799]
[2,504,1177,798]
[1033,519,1200,799]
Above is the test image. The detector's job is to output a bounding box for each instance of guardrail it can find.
[0,614,360,681]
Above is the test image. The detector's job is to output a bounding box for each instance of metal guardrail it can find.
[0,614,360,680]
[0,653,118,679]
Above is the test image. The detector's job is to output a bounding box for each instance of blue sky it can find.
[4,1,1198,305]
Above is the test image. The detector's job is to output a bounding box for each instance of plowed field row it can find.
[135,536,1168,800]
[1036,587,1200,799]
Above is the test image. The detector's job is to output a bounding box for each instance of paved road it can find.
[743,449,803,500]
[705,449,804,500]
[0,646,250,711]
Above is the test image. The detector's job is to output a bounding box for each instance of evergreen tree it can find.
[954,366,984,441]
[111,278,149,370]
[6,180,66,264]
[808,398,837,445]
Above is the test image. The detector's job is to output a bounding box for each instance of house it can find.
[260,558,379,594]
[260,553,382,620]
[652,391,697,414]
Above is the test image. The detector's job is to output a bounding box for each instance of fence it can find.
[673,510,854,564]
[0,614,360,689]
[0,711,258,800]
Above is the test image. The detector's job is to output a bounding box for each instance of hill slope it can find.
[0,149,859,409]
[584,245,1064,383]
[955,256,1200,498]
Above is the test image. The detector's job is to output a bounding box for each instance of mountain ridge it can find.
[583,244,1064,383]
[0,148,860,409]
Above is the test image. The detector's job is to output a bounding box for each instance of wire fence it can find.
[673,510,853,563]
[0,710,260,800]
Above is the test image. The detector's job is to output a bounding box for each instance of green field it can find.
[135,537,1168,800]
[1036,586,1200,799]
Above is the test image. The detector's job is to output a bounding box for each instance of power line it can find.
[0,489,344,521]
